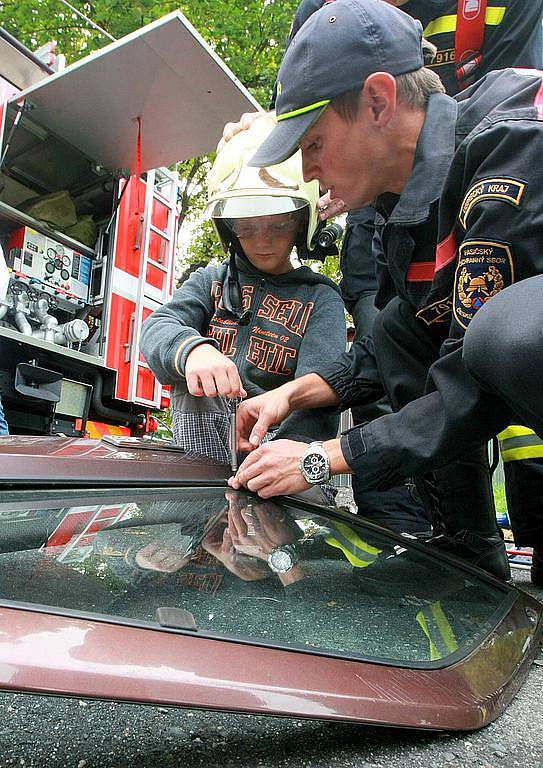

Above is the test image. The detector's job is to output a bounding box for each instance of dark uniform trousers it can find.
[373,297,498,538]
[463,276,543,549]
[340,208,429,534]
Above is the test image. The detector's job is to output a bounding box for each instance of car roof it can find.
[0,435,228,488]
[0,470,541,731]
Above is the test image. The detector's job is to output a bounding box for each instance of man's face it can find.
[299,106,386,211]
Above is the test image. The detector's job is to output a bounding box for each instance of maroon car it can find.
[0,435,540,731]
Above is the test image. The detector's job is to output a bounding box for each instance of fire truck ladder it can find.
[127,168,178,407]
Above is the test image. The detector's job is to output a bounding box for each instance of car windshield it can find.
[0,487,510,667]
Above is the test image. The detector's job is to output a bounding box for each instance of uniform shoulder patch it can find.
[459,178,526,230]
[453,240,514,330]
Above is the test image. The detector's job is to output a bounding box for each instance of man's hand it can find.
[235,388,292,450]
[219,111,264,149]
[228,439,310,498]
[185,344,247,398]
[317,190,346,221]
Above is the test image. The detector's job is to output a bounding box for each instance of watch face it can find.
[269,548,293,573]
[302,453,327,481]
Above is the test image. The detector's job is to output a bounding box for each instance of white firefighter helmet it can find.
[205,114,320,255]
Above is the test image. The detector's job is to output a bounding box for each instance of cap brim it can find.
[248,105,327,167]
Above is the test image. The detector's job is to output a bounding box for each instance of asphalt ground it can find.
[0,568,541,768]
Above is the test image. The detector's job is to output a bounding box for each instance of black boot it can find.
[423,530,511,581]
[415,448,509,579]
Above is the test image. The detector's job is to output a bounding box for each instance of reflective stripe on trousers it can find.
[325,521,382,568]
[416,601,458,661]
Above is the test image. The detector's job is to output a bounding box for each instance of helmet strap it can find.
[223,239,252,326]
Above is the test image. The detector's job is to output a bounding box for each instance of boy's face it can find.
[232,213,300,275]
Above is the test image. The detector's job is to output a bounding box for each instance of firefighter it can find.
[140,115,346,469]
[276,0,543,542]
[227,0,543,582]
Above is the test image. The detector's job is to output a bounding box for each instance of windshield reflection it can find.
[0,488,508,665]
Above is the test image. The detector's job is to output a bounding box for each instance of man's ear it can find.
[362,72,397,126]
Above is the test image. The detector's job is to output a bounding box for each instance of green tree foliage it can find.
[0,0,173,61]
[0,1,299,101]
[0,0,341,281]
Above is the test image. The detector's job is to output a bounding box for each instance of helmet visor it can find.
[206,195,308,220]
[223,212,304,240]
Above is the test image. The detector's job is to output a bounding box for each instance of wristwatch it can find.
[267,544,298,574]
[299,441,331,485]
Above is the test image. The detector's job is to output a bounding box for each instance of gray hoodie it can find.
[140,254,346,457]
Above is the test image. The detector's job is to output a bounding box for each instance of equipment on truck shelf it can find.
[0,13,258,437]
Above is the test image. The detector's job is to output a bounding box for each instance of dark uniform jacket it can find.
[404,0,543,94]
[316,68,543,489]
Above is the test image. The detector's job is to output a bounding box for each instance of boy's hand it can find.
[185,344,247,398]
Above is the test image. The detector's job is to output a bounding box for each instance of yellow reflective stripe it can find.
[325,521,381,568]
[431,602,458,654]
[415,612,439,660]
[424,7,506,37]
[416,602,458,661]
[501,445,543,462]
[499,425,537,440]
[277,100,330,121]
[424,14,456,36]
[485,6,506,24]
[498,426,543,462]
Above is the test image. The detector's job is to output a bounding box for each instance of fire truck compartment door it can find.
[9,11,261,173]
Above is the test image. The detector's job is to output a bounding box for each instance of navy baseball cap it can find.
[250,0,424,167]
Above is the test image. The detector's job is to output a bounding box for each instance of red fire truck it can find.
[0,13,257,438]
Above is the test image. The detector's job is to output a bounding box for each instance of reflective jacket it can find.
[317,68,543,489]
[404,0,543,94]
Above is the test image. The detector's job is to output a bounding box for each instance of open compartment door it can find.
[7,10,261,173]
